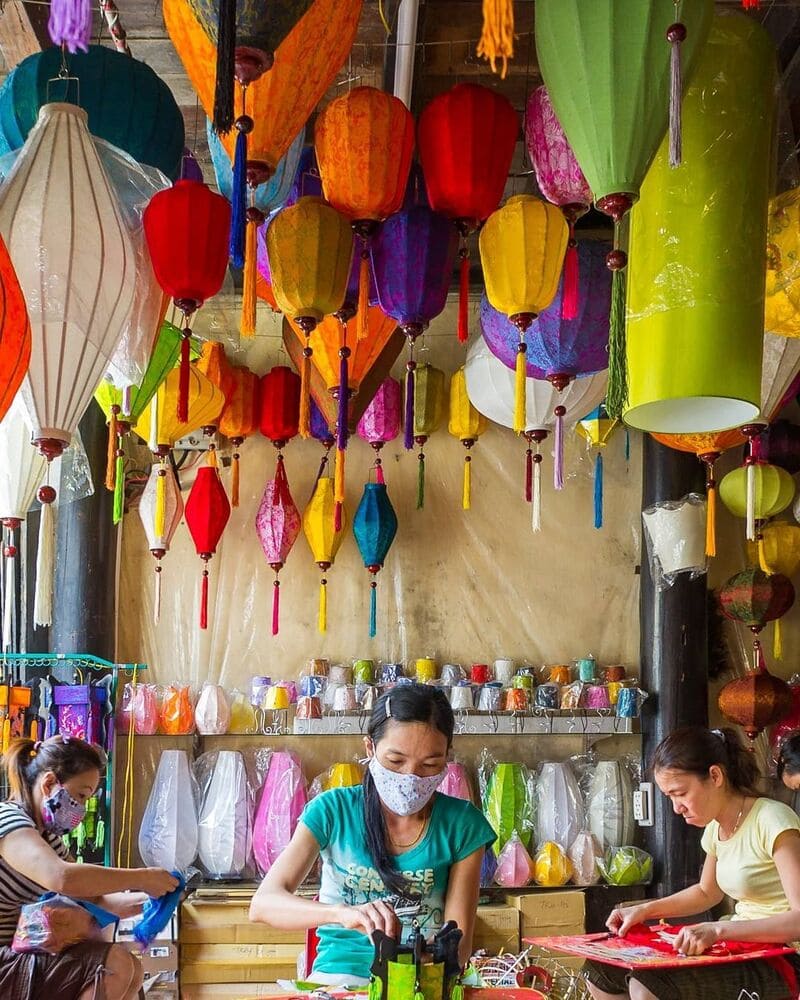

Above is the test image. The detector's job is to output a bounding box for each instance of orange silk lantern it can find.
[219,365,260,507]
[0,234,30,424]
[196,341,236,467]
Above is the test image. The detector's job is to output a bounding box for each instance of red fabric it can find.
[260,366,300,444]
[184,466,231,556]
[144,180,230,305]
[624,923,788,959]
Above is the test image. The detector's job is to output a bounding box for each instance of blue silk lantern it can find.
[353,481,398,638]
[0,45,185,179]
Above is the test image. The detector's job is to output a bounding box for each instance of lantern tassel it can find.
[155,467,166,539]
[334,447,345,533]
[532,458,542,533]
[774,617,783,660]
[706,480,717,559]
[458,246,469,344]
[524,446,533,502]
[605,263,628,421]
[212,0,236,133]
[105,407,118,492]
[272,579,280,636]
[375,460,385,485]
[318,579,327,634]
[230,128,247,268]
[231,452,240,508]
[742,1,759,12]
[746,460,756,542]
[357,249,370,342]
[417,450,425,510]
[668,21,685,168]
[513,345,526,435]
[113,454,124,525]
[337,352,349,451]
[178,334,190,424]
[153,565,162,626]
[369,581,377,639]
[594,452,603,530]
[299,346,311,438]
[561,229,579,321]
[240,214,258,336]
[554,407,565,491]
[404,364,415,450]
[462,455,471,511]
[476,0,514,78]
[200,567,209,630]
[754,638,766,671]
[3,548,14,651]
[48,0,91,53]
[34,500,55,628]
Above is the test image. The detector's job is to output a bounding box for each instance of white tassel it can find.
[746,462,756,542]
[34,503,55,628]
[2,553,14,651]
[148,393,159,454]
[532,459,542,533]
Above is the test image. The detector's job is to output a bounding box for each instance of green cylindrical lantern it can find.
[624,14,776,433]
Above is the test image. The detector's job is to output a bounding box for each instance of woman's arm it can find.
[0,827,177,898]
[249,822,398,939]
[443,847,484,967]
[86,892,150,919]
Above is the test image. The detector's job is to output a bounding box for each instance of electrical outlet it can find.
[633,782,654,826]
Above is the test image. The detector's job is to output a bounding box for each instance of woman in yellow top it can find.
[586,726,800,1000]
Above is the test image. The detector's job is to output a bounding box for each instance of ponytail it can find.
[652,725,761,796]
[3,735,106,816]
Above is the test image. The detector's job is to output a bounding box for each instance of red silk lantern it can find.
[418,83,518,343]
[259,366,300,470]
[0,234,30,424]
[184,463,231,629]
[719,665,793,743]
[219,366,260,507]
[143,180,230,423]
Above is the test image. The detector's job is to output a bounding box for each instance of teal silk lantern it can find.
[0,46,185,179]
[353,481,398,639]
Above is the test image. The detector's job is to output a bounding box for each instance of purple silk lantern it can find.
[357,377,402,484]
[255,456,301,637]
[285,146,323,208]
[180,148,204,183]
[525,87,593,320]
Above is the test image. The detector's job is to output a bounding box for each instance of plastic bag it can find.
[535,761,584,851]
[130,871,185,951]
[586,760,635,851]
[478,749,535,855]
[12,894,117,954]
[598,846,653,886]
[158,684,195,735]
[139,749,198,872]
[568,831,602,886]
[196,750,252,878]
[533,841,573,887]
[642,494,707,589]
[440,760,474,802]
[117,682,158,735]
[253,751,307,876]
[229,689,256,734]
[493,831,533,888]
[194,683,230,735]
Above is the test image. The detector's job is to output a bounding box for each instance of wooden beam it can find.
[0,1,50,69]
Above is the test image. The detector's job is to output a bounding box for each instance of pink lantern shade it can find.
[440,761,473,802]
[253,751,308,876]
[525,87,592,209]
[296,695,322,719]
[255,455,301,636]
[356,376,402,484]
[493,833,534,888]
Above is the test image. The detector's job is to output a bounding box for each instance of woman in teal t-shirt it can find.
[250,684,495,984]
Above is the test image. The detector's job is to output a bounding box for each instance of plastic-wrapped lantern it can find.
[411,363,447,510]
[568,831,602,886]
[184,463,231,629]
[138,461,184,624]
[536,761,584,850]
[576,405,619,530]
[139,750,198,871]
[448,367,486,510]
[255,454,300,637]
[196,750,251,878]
[357,376,402,484]
[314,86,414,344]
[252,751,307,876]
[587,761,634,851]
[494,833,534,889]
[534,841,573,887]
[353,480,398,639]
[418,83,518,343]
[524,86,593,320]
[266,198,352,435]
[259,365,300,467]
[720,460,795,547]
[440,761,473,802]
[219,365,260,507]
[479,196,569,434]
[303,475,346,635]
[482,761,532,855]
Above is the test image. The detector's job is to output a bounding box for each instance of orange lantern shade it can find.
[220,366,260,508]
[195,342,236,464]
[0,235,30,424]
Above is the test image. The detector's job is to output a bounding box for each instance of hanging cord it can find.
[117,664,138,868]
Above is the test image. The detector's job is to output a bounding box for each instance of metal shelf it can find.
[292,712,640,737]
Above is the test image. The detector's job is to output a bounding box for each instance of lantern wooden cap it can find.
[38,102,89,126]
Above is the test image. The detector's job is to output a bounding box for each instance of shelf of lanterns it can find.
[291,711,641,737]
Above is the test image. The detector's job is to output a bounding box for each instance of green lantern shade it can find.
[411,362,447,510]
[624,14,776,434]
[95,322,183,425]
[0,46,185,180]
[482,761,532,856]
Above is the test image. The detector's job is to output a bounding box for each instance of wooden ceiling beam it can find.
[0,1,50,70]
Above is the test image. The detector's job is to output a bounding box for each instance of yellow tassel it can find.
[462,455,471,510]
[513,348,526,435]
[774,616,783,660]
[476,0,514,78]
[299,348,311,438]
[335,447,345,506]
[318,579,327,634]
[154,464,166,539]
[705,483,716,558]
[758,536,771,575]
[231,453,240,508]
[105,408,118,491]
[241,220,257,337]
[206,446,218,469]
[357,250,369,342]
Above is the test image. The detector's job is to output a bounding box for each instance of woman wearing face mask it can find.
[586,726,800,1000]
[0,735,178,1000]
[250,684,495,985]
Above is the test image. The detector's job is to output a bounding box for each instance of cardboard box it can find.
[180,942,302,984]
[181,985,286,999]
[472,903,521,954]
[118,914,177,943]
[181,900,306,946]
[121,941,179,978]
[505,889,586,933]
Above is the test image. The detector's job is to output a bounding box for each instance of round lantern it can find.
[184,462,231,629]
[259,365,300,457]
[219,365,260,507]
[479,195,569,434]
[356,376,401,484]
[303,475,347,634]
[748,521,800,580]
[720,566,795,664]
[134,365,225,457]
[411,364,447,510]
[769,678,800,763]
[255,454,301,636]
[138,461,184,624]
[448,367,487,511]
[719,462,795,542]
[719,667,794,743]
[418,83,518,343]
[353,480,398,639]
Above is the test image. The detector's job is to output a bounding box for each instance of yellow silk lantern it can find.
[746,521,800,579]
[134,365,225,454]
[413,363,447,510]
[479,195,569,433]
[719,463,795,543]
[266,197,353,436]
[303,475,347,633]
[534,841,573,887]
[765,187,800,337]
[324,762,362,789]
[448,367,487,510]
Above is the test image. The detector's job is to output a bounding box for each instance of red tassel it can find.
[561,230,579,320]
[272,578,280,636]
[458,246,469,344]
[178,335,190,424]
[525,446,533,502]
[375,461,385,485]
[299,347,311,438]
[742,0,759,8]
[200,567,209,629]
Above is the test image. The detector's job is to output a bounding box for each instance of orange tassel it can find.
[105,406,118,491]
[231,451,240,508]
[299,346,311,438]
[357,249,370,342]
[240,218,257,337]
[706,482,716,558]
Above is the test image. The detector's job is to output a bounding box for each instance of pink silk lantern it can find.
[525,87,593,320]
[255,454,301,636]
[440,761,473,802]
[253,751,308,876]
[356,376,402,483]
[493,832,534,888]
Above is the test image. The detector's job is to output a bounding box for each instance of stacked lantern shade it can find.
[138,461,184,624]
[535,0,714,417]
[720,567,796,682]
[479,195,569,435]
[418,83,518,343]
[255,453,301,636]
[314,86,415,343]
[185,463,231,629]
[357,376,402,484]
[353,480,398,639]
[144,180,230,423]
[576,406,620,530]
[448,367,487,511]
[303,475,347,634]
[0,233,29,425]
[219,365,260,507]
[524,86,593,321]
[412,364,448,511]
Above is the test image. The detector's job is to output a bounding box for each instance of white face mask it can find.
[368,755,446,817]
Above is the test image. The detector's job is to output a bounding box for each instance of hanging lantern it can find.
[266,197,352,435]
[259,365,300,458]
[747,521,800,580]
[763,421,800,476]
[255,455,300,636]
[766,187,800,338]
[143,179,230,424]
[195,340,236,470]
[576,405,620,530]
[303,475,346,634]
[411,364,447,511]
[719,462,795,544]
[138,461,184,624]
[524,86,594,321]
[219,365,260,507]
[720,566,796,669]
[0,234,29,426]
[356,376,402,484]
[184,463,231,629]
[448,368,487,511]
[133,365,226,457]
[418,83,518,343]
[625,15,775,433]
[536,0,714,418]
[315,86,414,346]
[353,480,398,639]
[719,666,794,744]
[0,46,185,179]
[479,195,569,435]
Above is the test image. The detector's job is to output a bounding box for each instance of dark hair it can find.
[4,736,106,816]
[363,683,454,896]
[652,726,760,796]
[777,733,800,781]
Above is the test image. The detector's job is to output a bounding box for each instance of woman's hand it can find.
[606,904,652,937]
[672,923,721,956]
[133,868,180,899]
[335,901,399,940]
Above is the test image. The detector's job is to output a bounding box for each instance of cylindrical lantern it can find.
[184,463,231,629]
[303,475,347,634]
[411,363,447,510]
[448,367,486,510]
[255,454,300,636]
[353,480,398,638]
[138,460,184,624]
[219,365,260,507]
[259,365,300,453]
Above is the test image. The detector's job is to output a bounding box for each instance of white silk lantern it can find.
[138,461,184,623]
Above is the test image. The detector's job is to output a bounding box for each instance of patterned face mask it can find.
[41,785,86,835]
[368,756,446,817]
